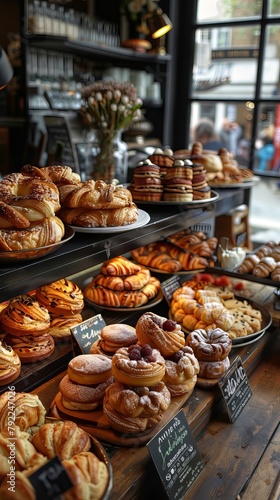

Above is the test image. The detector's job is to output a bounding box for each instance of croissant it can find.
[101,255,141,276]
[0,216,65,251]
[31,420,91,460]
[193,302,225,324]
[237,254,260,274]
[93,268,150,291]
[252,256,276,278]
[84,276,160,307]
[58,203,138,227]
[149,252,182,272]
[59,179,133,209]
[62,451,109,500]
[0,392,46,434]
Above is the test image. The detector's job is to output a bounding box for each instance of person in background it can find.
[220,118,243,157]
[192,118,225,151]
[235,138,251,167]
[256,133,275,172]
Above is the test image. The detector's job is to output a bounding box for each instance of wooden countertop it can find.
[32,280,280,500]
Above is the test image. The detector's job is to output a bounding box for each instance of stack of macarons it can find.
[129,159,163,201]
[162,159,193,202]
[191,162,211,200]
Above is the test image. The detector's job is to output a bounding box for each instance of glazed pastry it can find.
[112,344,165,386]
[101,255,141,276]
[185,328,232,362]
[92,267,151,291]
[90,323,138,355]
[59,373,114,410]
[103,380,171,433]
[59,179,133,209]
[31,420,91,460]
[0,216,65,252]
[84,276,161,308]
[58,203,138,227]
[36,278,84,316]
[68,354,112,386]
[163,346,200,396]
[3,333,55,364]
[48,314,83,343]
[0,425,47,479]
[0,392,46,434]
[23,164,81,186]
[0,295,50,336]
[0,341,21,385]
[62,451,109,500]
[136,312,185,357]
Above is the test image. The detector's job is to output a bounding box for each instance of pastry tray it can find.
[204,266,280,289]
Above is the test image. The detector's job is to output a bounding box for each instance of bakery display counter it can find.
[0,187,249,302]
[29,282,280,499]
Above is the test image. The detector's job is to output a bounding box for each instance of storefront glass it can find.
[197,0,262,22]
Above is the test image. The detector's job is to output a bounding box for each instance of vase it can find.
[91,129,128,184]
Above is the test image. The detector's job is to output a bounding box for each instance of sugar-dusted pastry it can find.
[68,354,112,386]
[112,344,165,386]
[185,328,232,362]
[90,323,138,355]
[163,346,199,396]
[103,380,171,433]
[59,373,114,411]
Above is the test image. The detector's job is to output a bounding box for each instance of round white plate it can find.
[135,191,219,206]
[70,209,150,233]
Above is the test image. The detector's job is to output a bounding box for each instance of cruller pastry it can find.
[163,346,200,396]
[136,312,186,357]
[185,328,232,362]
[111,344,166,387]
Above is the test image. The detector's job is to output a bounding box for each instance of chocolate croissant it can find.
[101,256,141,276]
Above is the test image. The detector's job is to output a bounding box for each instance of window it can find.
[189,0,280,175]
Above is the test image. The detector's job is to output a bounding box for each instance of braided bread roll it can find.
[59,179,133,209]
[62,451,109,500]
[32,420,91,460]
[0,392,46,434]
[21,164,81,185]
[0,425,47,479]
[58,203,138,227]
[0,216,65,251]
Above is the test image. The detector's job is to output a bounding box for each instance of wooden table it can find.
[33,281,280,500]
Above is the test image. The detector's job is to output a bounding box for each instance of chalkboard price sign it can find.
[147,409,204,499]
[70,314,106,355]
[29,456,73,498]
[218,355,252,423]
[161,275,182,306]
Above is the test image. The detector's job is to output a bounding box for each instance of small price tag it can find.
[70,314,106,355]
[147,409,204,499]
[161,275,182,306]
[218,356,252,423]
[29,456,73,499]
